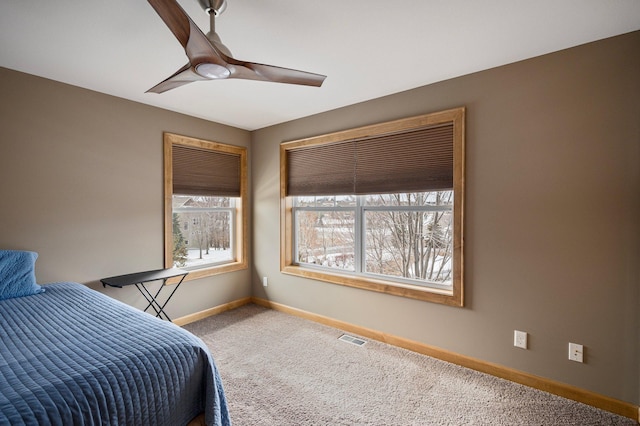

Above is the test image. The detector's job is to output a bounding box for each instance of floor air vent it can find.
[338,334,367,346]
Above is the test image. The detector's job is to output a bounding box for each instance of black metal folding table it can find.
[101,268,189,322]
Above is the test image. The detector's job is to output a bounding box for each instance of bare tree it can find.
[297,211,319,263]
[295,191,453,283]
[373,192,453,283]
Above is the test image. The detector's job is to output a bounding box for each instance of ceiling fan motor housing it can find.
[197,0,226,16]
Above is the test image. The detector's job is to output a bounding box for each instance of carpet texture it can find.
[184,304,635,425]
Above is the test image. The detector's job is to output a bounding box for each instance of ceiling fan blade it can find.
[147,0,191,48]
[247,63,326,87]
[146,63,204,93]
[148,0,226,66]
[185,20,227,66]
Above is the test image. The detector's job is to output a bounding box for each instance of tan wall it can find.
[0,67,252,319]
[251,31,640,404]
[1,30,638,406]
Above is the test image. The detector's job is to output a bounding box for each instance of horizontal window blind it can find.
[286,123,454,196]
[173,144,241,197]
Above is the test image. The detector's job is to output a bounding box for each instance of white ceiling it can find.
[1,1,639,131]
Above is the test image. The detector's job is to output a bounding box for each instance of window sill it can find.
[281,265,463,307]
[167,260,248,284]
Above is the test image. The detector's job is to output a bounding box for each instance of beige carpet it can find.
[184,304,634,425]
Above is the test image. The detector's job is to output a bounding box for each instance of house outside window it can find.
[173,195,235,269]
[280,108,465,306]
[164,133,247,281]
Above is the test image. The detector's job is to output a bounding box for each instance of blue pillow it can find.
[0,250,45,301]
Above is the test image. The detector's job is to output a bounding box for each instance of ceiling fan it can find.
[146,0,326,93]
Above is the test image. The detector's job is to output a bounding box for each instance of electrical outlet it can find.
[262,276,268,287]
[514,330,528,349]
[568,343,584,363]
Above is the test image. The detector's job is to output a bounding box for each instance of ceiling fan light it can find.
[195,63,231,79]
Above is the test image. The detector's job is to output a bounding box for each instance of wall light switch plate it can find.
[514,330,528,349]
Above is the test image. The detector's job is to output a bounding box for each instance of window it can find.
[173,195,235,268]
[164,133,247,281]
[280,108,464,306]
[294,191,453,287]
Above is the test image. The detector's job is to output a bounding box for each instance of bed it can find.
[0,250,231,426]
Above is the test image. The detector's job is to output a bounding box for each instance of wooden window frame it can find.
[280,108,465,306]
[164,133,248,281]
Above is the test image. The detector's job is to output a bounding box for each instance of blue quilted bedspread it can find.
[0,282,231,426]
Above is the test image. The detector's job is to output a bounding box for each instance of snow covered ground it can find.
[182,248,232,268]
